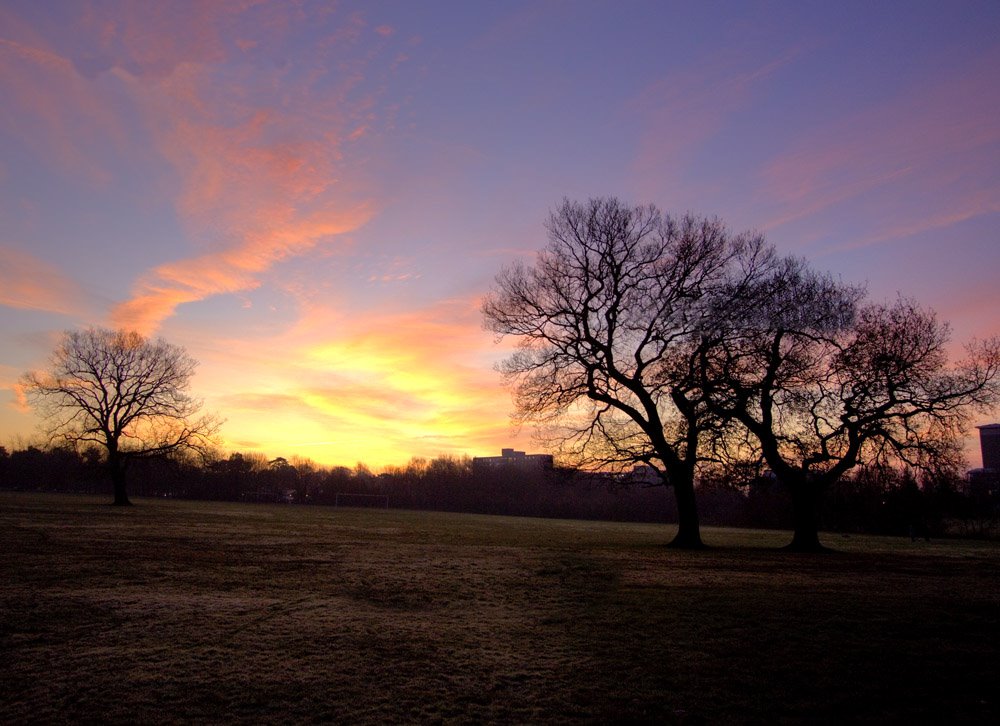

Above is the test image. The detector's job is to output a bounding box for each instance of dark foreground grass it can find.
[1,492,998,724]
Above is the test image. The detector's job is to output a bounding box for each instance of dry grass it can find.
[1,492,998,724]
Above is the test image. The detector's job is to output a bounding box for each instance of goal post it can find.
[333,492,390,509]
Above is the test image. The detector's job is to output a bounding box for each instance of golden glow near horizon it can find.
[0,2,998,468]
[183,299,527,469]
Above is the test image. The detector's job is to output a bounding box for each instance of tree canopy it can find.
[701,258,1000,549]
[483,197,767,548]
[22,328,220,505]
[486,198,1000,551]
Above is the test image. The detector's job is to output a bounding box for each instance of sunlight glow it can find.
[0,1,997,468]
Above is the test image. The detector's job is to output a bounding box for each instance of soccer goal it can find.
[333,492,390,509]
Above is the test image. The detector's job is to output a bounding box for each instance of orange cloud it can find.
[0,357,35,412]
[95,2,403,333]
[2,2,396,334]
[113,203,373,333]
[0,246,90,316]
[9,382,29,413]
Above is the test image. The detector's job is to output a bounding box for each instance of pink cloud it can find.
[152,108,352,237]
[9,382,30,413]
[762,166,915,231]
[0,36,122,184]
[1,2,408,335]
[911,277,1000,355]
[113,203,373,333]
[0,1,289,183]
[94,2,408,332]
[66,0,262,80]
[0,246,90,316]
[830,185,1000,255]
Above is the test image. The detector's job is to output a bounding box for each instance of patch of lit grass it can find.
[1,492,998,723]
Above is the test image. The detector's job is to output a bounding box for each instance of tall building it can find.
[977,424,1000,471]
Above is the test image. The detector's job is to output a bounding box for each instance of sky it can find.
[1,0,998,470]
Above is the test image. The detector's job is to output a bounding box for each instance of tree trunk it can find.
[109,455,131,506]
[668,472,705,549]
[785,480,825,552]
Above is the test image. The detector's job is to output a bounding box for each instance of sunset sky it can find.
[1,0,998,469]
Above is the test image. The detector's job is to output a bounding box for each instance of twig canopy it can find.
[482,197,767,548]
[22,328,221,505]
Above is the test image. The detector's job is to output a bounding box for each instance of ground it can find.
[1,492,998,723]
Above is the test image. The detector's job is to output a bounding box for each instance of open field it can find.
[1,492,998,724]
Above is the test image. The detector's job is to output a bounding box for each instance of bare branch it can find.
[483,198,767,548]
[21,328,223,504]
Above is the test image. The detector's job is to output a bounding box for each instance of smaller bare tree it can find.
[22,328,221,505]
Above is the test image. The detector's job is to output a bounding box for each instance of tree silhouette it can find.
[702,258,1000,550]
[22,328,220,505]
[483,197,766,548]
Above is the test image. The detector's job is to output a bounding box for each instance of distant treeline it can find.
[0,445,996,538]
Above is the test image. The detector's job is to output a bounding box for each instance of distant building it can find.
[472,448,554,474]
[967,424,1000,499]
[977,423,1000,471]
[628,465,661,485]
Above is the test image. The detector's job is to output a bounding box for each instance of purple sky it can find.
[1,0,998,468]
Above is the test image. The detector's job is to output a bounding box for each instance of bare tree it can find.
[482,198,766,548]
[21,328,221,505]
[702,258,1000,550]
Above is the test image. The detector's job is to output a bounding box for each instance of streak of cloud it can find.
[0,247,90,316]
[113,203,373,333]
[630,45,804,194]
[90,2,401,333]
[760,49,1000,249]
[0,32,123,184]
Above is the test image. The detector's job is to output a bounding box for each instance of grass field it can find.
[1,492,998,724]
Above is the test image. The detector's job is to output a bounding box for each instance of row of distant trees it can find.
[13,198,1000,551]
[1,444,996,538]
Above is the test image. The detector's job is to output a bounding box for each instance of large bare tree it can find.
[482,198,766,548]
[22,328,221,505]
[702,258,1000,550]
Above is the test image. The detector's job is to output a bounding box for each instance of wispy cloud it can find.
[759,49,1000,249]
[629,45,804,194]
[113,202,374,332]
[104,3,397,332]
[364,254,422,283]
[2,2,404,334]
[0,246,91,316]
[0,32,123,184]
[835,186,1000,254]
